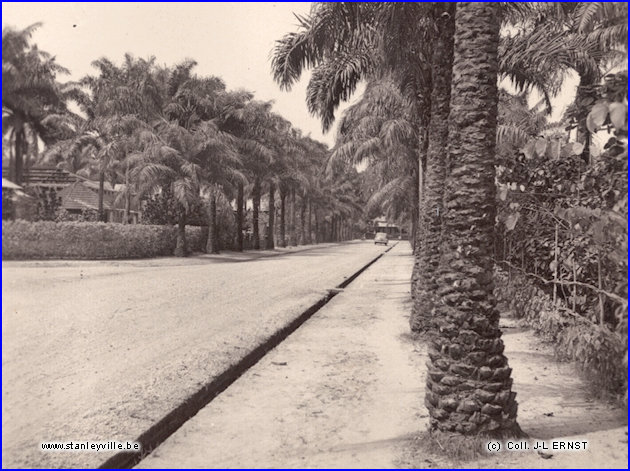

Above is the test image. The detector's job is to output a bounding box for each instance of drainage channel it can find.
[99,242,397,469]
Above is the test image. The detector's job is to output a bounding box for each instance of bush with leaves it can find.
[55,208,100,222]
[2,220,205,259]
[2,192,15,220]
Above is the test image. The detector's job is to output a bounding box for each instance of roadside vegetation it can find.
[3,0,627,444]
[271,1,627,435]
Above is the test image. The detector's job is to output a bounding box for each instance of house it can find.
[57,180,139,223]
[2,166,140,223]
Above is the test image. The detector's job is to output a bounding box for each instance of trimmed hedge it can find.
[2,220,206,260]
[494,268,627,398]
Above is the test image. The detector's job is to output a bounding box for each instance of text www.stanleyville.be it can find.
[40,440,141,452]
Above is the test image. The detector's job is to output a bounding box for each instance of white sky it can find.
[2,1,350,147]
[3,2,590,149]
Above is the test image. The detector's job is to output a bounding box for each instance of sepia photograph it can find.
[2,2,628,469]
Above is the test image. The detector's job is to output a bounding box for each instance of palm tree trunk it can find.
[425,2,520,437]
[98,171,106,222]
[411,3,455,332]
[267,183,275,250]
[280,187,287,247]
[174,212,187,257]
[206,194,219,254]
[14,128,25,185]
[253,177,261,250]
[306,198,312,244]
[236,182,244,251]
[123,164,130,224]
[411,110,429,302]
[299,196,306,245]
[290,189,297,246]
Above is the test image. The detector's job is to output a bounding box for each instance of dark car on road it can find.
[374,232,389,245]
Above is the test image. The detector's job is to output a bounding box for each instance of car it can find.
[374,232,389,245]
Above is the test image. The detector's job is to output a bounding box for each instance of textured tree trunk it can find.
[14,128,25,185]
[411,3,455,332]
[174,212,187,257]
[299,196,306,244]
[425,2,521,437]
[307,199,312,244]
[123,164,130,224]
[410,99,431,302]
[236,182,244,251]
[280,188,287,247]
[330,216,335,242]
[98,170,106,222]
[267,183,275,250]
[206,194,219,254]
[290,189,298,246]
[252,177,261,250]
[314,207,319,244]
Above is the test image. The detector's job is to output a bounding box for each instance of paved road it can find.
[137,242,425,469]
[2,241,390,468]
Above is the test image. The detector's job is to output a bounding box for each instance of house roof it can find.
[2,178,22,190]
[58,181,116,211]
[1,167,117,191]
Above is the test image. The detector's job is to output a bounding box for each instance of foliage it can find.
[495,268,626,397]
[140,188,208,226]
[2,220,205,259]
[22,186,61,221]
[2,192,15,220]
[54,208,100,223]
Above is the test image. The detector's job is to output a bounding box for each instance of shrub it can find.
[494,268,627,398]
[2,220,206,260]
[55,208,100,222]
[2,192,15,220]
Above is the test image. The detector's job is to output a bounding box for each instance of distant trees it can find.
[3,25,362,255]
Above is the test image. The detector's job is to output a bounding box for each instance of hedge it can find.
[494,268,627,398]
[2,220,206,260]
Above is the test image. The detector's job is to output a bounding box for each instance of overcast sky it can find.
[4,2,590,149]
[2,2,352,147]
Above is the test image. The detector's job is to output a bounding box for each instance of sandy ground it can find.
[138,243,627,469]
[2,241,388,468]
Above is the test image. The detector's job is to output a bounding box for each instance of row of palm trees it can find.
[2,24,364,256]
[272,2,626,437]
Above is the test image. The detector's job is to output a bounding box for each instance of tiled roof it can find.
[58,182,116,211]
[2,167,116,191]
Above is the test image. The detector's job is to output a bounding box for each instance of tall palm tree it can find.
[410,3,456,332]
[223,99,276,250]
[129,63,239,255]
[2,23,76,185]
[131,119,238,256]
[425,2,520,437]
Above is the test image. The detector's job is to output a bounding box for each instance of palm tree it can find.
[223,99,275,250]
[2,23,76,185]
[330,78,420,244]
[47,54,164,221]
[132,119,238,256]
[425,3,520,437]
[129,63,239,255]
[499,2,627,162]
[410,3,456,332]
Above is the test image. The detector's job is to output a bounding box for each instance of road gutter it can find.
[99,243,397,469]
